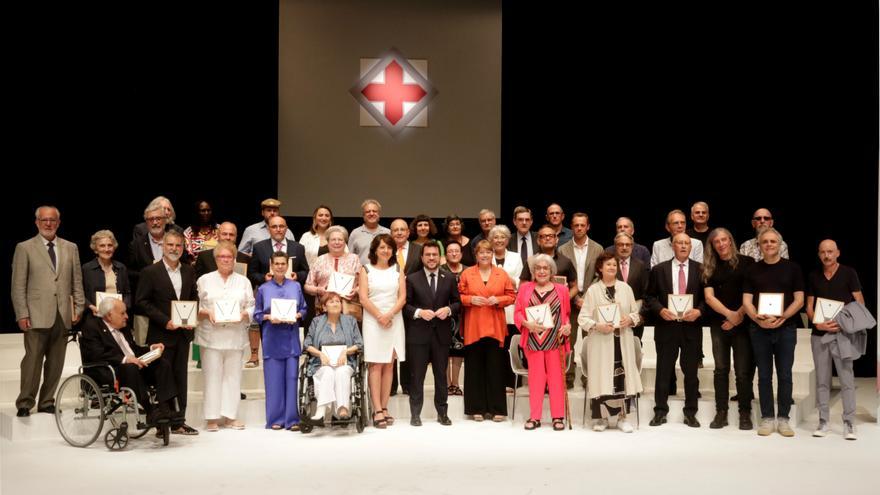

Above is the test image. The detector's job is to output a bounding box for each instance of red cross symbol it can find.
[360,60,427,125]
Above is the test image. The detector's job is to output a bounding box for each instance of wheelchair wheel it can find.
[300,422,313,434]
[55,374,105,448]
[109,395,149,439]
[355,405,364,433]
[104,426,129,450]
[160,424,170,446]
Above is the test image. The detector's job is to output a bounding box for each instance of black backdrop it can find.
[4,2,877,374]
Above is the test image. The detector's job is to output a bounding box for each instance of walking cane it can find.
[559,331,572,430]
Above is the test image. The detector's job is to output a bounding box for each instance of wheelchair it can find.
[297,350,368,433]
[54,331,173,450]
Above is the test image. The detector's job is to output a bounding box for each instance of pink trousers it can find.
[523,347,565,420]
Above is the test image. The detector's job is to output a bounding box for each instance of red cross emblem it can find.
[350,48,438,135]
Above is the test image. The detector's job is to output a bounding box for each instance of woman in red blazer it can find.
[458,240,516,421]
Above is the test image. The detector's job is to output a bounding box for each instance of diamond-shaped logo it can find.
[350,47,438,136]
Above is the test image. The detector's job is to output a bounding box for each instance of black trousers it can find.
[407,331,450,418]
[151,334,190,414]
[390,358,411,393]
[653,325,701,416]
[710,323,755,413]
[115,357,178,412]
[464,337,507,416]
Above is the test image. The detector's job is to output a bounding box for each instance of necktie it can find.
[678,263,687,295]
[47,241,56,270]
[111,329,135,359]
[430,272,436,294]
[275,241,283,252]
[620,259,628,282]
[520,236,528,266]
[397,249,405,268]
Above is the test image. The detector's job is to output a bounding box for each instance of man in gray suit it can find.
[11,206,85,417]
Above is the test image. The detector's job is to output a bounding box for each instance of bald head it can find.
[218,222,237,242]
[818,239,840,268]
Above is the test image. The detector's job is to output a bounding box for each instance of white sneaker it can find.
[592,419,608,432]
[777,418,795,437]
[812,420,829,438]
[844,421,857,441]
[618,419,634,433]
[310,404,326,421]
[757,418,775,436]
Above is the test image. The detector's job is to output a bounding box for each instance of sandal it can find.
[524,419,541,430]
[206,422,219,432]
[382,408,394,425]
[492,415,505,422]
[244,358,259,369]
[552,418,565,431]
[271,424,282,430]
[372,411,387,429]
[289,424,301,432]
[473,414,485,422]
[450,385,463,396]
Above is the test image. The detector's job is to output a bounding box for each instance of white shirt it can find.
[105,321,135,363]
[671,259,690,295]
[413,268,441,320]
[195,271,255,350]
[39,235,61,269]
[148,235,164,262]
[571,236,591,292]
[515,232,534,259]
[163,259,182,299]
[650,237,704,268]
[271,238,288,253]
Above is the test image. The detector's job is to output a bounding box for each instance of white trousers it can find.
[202,348,244,420]
[313,365,354,411]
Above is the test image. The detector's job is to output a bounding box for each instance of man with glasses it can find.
[545,203,573,246]
[650,209,704,268]
[12,206,85,417]
[239,198,296,258]
[604,217,651,266]
[470,208,497,254]
[739,208,790,261]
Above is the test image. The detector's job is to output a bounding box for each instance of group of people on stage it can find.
[10,197,871,441]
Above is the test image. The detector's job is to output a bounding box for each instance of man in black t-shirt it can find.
[805,239,864,440]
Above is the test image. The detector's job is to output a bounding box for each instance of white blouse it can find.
[195,271,255,350]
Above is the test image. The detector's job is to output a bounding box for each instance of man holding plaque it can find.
[646,233,706,427]
[805,239,864,440]
[742,227,804,437]
[135,230,199,435]
[404,241,461,426]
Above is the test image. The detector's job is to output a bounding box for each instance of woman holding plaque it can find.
[82,230,132,318]
[358,234,406,428]
[513,254,571,430]
[254,251,308,430]
[458,240,516,422]
[577,252,643,433]
[304,225,361,316]
[196,241,255,432]
[304,292,363,421]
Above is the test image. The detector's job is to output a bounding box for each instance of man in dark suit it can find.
[135,230,199,435]
[613,232,649,340]
[194,222,250,278]
[403,241,461,426]
[507,206,538,268]
[247,216,309,288]
[390,218,423,395]
[645,233,706,428]
[130,196,183,243]
[80,298,180,424]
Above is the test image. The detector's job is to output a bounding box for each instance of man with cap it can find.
[238,198,296,258]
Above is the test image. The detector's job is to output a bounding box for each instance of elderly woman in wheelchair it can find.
[302,292,364,424]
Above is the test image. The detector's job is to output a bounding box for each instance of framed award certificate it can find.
[171,301,198,327]
[525,304,554,329]
[757,293,784,317]
[271,298,298,323]
[668,294,693,320]
[552,276,567,285]
[813,297,844,323]
[327,272,355,296]
[138,347,163,365]
[213,298,242,323]
[596,303,621,328]
[322,345,347,367]
[95,291,122,308]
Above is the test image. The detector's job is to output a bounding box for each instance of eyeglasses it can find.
[547,212,563,216]
[38,218,59,224]
[146,216,165,222]
[753,216,772,221]
[538,234,557,239]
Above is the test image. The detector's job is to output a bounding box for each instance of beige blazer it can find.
[558,237,604,293]
[11,235,84,329]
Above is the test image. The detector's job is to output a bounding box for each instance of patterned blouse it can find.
[525,286,562,351]
[184,224,220,260]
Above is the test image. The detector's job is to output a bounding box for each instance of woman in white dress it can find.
[357,234,406,428]
[489,225,522,390]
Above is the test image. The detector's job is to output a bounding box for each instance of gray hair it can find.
[613,232,634,243]
[326,225,349,243]
[361,199,381,211]
[488,224,511,241]
[144,196,176,223]
[527,253,557,277]
[34,206,60,219]
[757,227,783,244]
[97,297,120,317]
[89,230,118,252]
[478,208,496,219]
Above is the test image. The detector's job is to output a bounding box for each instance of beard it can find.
[165,252,181,262]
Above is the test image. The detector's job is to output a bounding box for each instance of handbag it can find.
[450,317,464,351]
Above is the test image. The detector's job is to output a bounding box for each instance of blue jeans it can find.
[749,324,796,419]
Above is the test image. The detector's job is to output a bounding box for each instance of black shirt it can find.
[743,258,805,328]
[806,264,862,336]
[707,255,754,325]
[686,227,710,246]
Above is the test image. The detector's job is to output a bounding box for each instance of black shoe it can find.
[37,405,55,414]
[730,394,739,402]
[410,416,422,427]
[696,391,702,399]
[739,412,753,430]
[437,415,452,426]
[16,408,30,417]
[649,413,667,426]
[684,415,700,428]
[240,392,247,400]
[390,389,398,397]
[710,411,728,429]
[401,387,409,395]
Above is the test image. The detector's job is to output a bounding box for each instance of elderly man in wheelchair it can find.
[79,298,183,431]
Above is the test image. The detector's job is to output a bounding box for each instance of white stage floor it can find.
[2,387,877,495]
